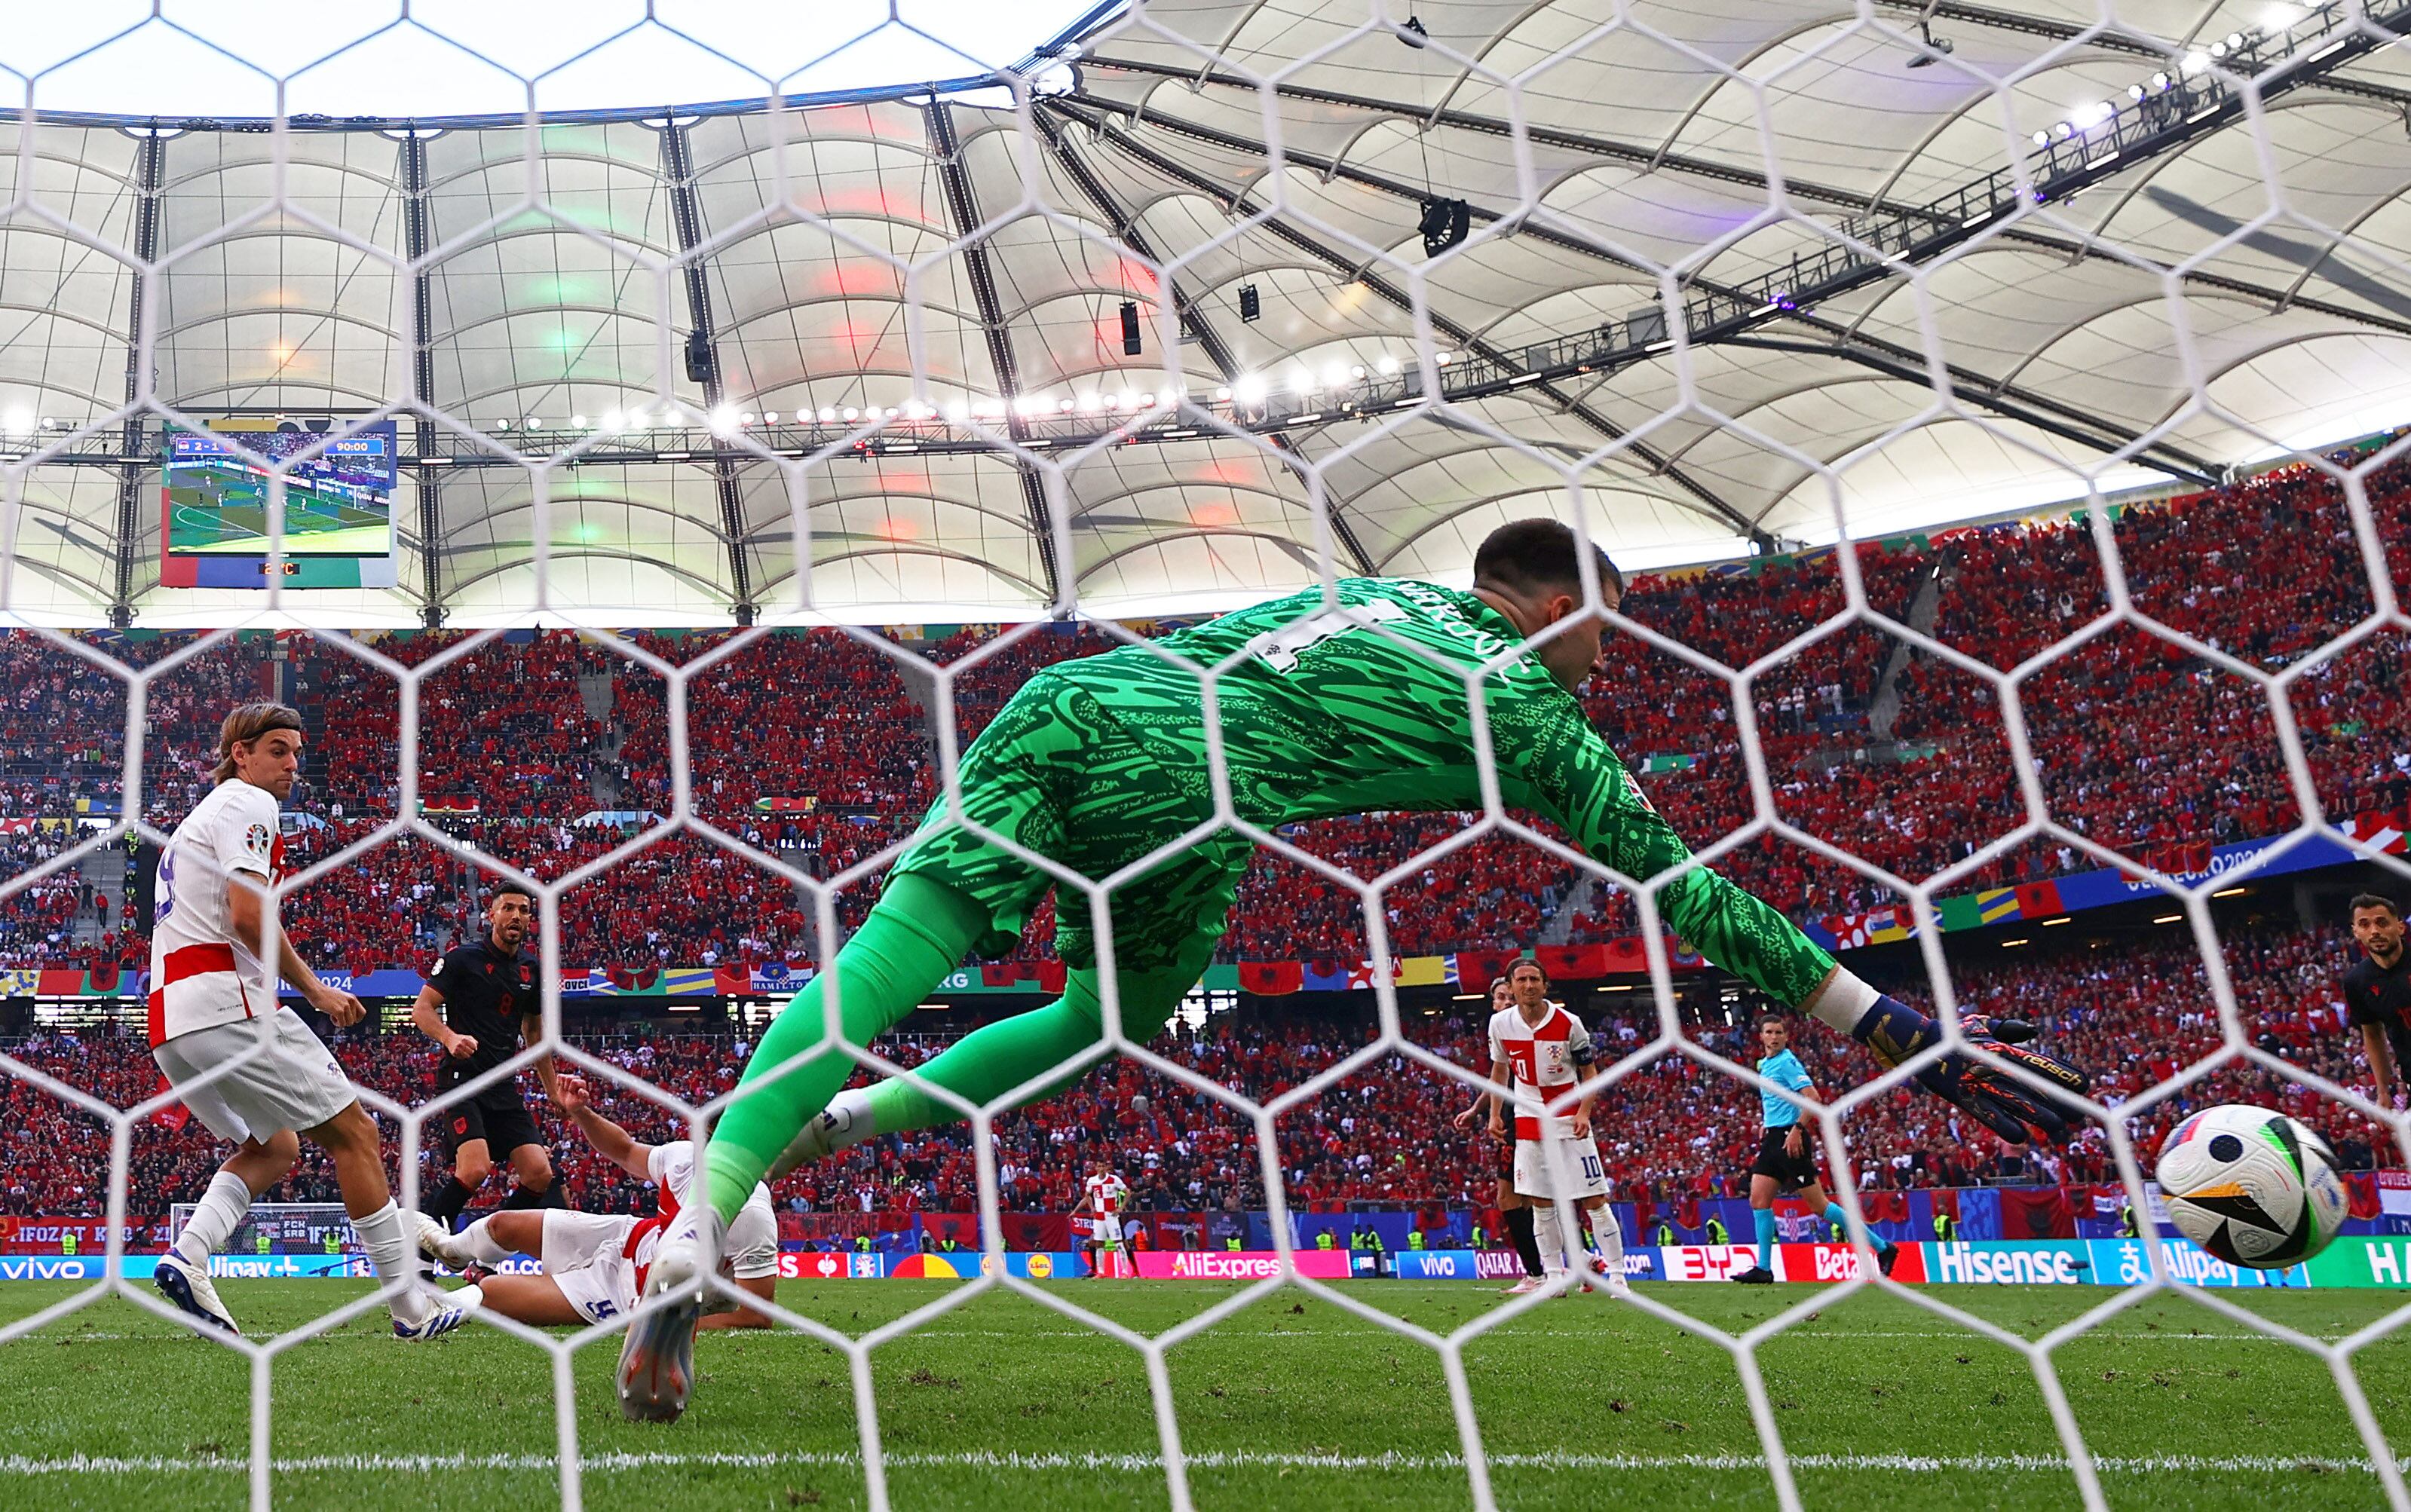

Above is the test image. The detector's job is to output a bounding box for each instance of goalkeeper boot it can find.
[155,1250,240,1336]
[617,1207,720,1423]
[1731,1266,1774,1285]
[1876,1239,1901,1278]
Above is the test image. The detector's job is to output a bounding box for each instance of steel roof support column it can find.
[927,101,1062,603]
[109,130,165,629]
[399,130,448,629]
[661,121,757,626]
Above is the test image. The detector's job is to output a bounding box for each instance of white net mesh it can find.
[2,2,2410,1508]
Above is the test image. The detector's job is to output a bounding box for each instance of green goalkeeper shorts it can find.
[887,666,1248,972]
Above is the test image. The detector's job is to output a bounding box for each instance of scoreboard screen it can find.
[160,419,400,589]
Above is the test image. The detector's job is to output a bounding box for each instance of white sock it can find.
[1587,1207,1625,1273]
[173,1171,253,1267]
[1804,968,1881,1036]
[1536,1207,1567,1278]
[449,1283,488,1317]
[455,1217,512,1266]
[351,1201,430,1324]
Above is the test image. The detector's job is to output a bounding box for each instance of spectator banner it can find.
[1810,822,2386,953]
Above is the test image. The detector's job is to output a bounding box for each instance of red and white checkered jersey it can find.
[147,779,284,1047]
[1084,1173,1129,1217]
[1488,1004,1593,1140]
[625,1141,777,1292]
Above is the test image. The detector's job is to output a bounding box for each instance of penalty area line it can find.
[0,1449,2398,1477]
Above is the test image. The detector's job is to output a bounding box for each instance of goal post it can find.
[167,1201,365,1277]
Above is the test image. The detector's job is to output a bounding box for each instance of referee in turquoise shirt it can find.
[1733,1017,1897,1284]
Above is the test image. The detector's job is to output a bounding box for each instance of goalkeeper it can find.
[618,517,2089,1419]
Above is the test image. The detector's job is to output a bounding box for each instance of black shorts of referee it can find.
[1750,1124,1818,1192]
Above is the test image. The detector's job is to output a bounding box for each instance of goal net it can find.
[166,1203,363,1278]
[0,2,2406,1510]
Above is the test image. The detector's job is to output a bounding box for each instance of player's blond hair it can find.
[213,702,304,784]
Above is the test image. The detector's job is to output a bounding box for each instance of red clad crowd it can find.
[0,909,2394,1226]
[0,451,2405,982]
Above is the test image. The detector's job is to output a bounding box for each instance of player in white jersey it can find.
[1485,960,1627,1296]
[415,1079,778,1330]
[1082,1159,1132,1278]
[149,702,464,1341]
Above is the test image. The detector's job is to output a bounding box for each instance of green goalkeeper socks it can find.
[860,941,1215,1137]
[703,874,985,1224]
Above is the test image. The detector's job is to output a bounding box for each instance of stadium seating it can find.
[0,914,2380,1231]
[3,455,2408,978]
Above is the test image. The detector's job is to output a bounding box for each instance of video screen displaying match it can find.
[163,421,397,558]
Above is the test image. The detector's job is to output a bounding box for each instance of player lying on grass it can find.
[616,516,2092,1421]
[415,1077,777,1330]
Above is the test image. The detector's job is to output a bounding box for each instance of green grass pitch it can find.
[1,1279,2407,1510]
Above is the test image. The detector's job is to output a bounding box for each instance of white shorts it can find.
[1512,1137,1607,1202]
[152,1008,354,1146]
[539,1210,640,1324]
[1089,1215,1123,1245]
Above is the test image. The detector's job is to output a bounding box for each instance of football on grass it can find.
[2155,1103,2350,1269]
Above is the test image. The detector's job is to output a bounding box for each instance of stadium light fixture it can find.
[1904,19,1954,66]
[1233,374,1267,404]
[2183,48,2210,72]
[571,413,587,428]
[842,406,859,421]
[819,406,837,422]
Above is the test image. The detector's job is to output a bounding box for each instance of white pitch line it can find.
[0,1327,2354,1345]
[0,1449,2395,1477]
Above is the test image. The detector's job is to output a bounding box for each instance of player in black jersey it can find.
[2342,892,2411,1113]
[413,885,571,1225]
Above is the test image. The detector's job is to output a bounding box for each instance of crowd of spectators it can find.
[2,908,2391,1229]
[3,455,2409,975]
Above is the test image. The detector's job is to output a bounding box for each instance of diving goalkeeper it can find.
[617,517,2089,1420]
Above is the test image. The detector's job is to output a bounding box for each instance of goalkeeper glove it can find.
[1851,998,2091,1145]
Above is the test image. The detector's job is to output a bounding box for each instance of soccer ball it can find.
[2154,1103,2350,1269]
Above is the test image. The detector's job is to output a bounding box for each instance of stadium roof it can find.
[2,0,2409,627]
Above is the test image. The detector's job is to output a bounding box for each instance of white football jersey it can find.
[1488,1004,1594,1141]
[639,1140,777,1281]
[148,779,284,1046]
[1084,1173,1129,1217]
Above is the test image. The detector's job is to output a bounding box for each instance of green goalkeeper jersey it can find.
[899,576,1836,1006]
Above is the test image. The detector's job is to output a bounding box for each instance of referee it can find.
[412,884,569,1225]
[1732,1016,1896,1284]
[2342,892,2411,1113]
